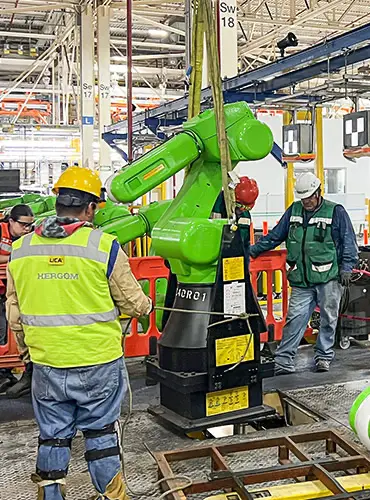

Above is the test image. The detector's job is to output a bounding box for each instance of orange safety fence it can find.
[0,258,170,367]
[124,256,169,357]
[250,250,288,343]
[0,265,24,369]
[0,249,289,367]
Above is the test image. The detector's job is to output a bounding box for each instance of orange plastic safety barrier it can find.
[0,251,292,366]
[250,250,289,343]
[364,228,369,245]
[0,264,24,369]
[124,256,169,357]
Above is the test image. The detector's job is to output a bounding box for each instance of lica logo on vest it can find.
[37,273,79,280]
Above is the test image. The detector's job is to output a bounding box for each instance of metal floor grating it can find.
[285,379,370,426]
[1,353,370,499]
[0,413,365,499]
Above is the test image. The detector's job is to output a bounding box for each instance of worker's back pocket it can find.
[32,364,53,400]
[77,358,122,400]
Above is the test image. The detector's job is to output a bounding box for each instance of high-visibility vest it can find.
[0,222,12,256]
[286,200,339,287]
[9,227,123,368]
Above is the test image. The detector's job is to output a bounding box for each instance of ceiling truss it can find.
[0,0,368,115]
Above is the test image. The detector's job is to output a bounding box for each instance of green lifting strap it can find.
[204,0,236,220]
[187,0,236,219]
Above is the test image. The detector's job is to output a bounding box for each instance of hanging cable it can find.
[204,0,236,220]
[118,319,193,499]
[188,0,204,121]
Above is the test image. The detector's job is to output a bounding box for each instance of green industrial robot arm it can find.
[94,198,172,246]
[104,102,273,283]
[95,130,202,245]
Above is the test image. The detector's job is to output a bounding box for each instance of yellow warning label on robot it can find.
[48,256,65,266]
[206,386,249,417]
[143,164,165,180]
[222,257,244,282]
[215,334,254,367]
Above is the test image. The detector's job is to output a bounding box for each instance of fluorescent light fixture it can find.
[111,56,125,62]
[110,64,127,74]
[148,29,168,38]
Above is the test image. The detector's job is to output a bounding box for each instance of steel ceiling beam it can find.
[258,45,370,93]
[0,3,74,14]
[106,21,370,134]
[240,0,349,54]
[239,16,354,31]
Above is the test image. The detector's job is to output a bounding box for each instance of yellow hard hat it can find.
[53,167,102,198]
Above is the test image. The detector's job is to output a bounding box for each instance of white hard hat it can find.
[294,172,321,200]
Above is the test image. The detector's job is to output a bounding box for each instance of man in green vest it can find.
[250,172,358,375]
[6,167,152,500]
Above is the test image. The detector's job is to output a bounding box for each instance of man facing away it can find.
[250,172,358,375]
[6,166,152,500]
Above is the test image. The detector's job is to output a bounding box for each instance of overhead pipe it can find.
[0,3,74,15]
[127,0,133,162]
[0,30,55,39]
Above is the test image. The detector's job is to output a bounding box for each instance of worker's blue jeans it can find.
[32,357,127,500]
[275,280,343,372]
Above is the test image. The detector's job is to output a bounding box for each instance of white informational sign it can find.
[97,5,112,174]
[80,5,95,169]
[219,0,238,79]
[224,282,246,317]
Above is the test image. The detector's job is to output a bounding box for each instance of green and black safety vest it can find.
[286,200,339,287]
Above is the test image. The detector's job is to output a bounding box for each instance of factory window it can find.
[325,168,346,194]
[294,167,346,194]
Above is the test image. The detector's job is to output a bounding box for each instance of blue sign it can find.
[82,116,94,125]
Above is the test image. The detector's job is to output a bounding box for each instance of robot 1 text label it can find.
[176,288,207,302]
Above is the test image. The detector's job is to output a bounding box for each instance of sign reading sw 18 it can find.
[220,1,237,28]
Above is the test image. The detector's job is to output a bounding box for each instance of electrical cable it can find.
[119,317,193,499]
[118,305,257,497]
[223,317,254,373]
[156,305,259,320]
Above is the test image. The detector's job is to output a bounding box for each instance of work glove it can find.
[249,245,258,259]
[340,271,351,287]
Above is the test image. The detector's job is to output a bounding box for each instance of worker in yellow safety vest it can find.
[6,167,152,500]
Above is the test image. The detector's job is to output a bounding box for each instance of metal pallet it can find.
[155,429,370,500]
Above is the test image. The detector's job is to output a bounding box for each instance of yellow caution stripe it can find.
[206,472,370,499]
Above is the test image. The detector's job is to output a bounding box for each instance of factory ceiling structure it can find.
[0,0,369,94]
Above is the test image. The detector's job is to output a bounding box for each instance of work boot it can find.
[90,472,129,500]
[31,473,66,500]
[0,371,17,393]
[274,364,295,376]
[6,362,33,398]
[315,359,330,372]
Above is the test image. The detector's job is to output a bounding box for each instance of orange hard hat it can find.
[235,176,259,208]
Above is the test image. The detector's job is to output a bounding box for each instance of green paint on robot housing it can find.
[349,386,370,432]
[106,102,273,284]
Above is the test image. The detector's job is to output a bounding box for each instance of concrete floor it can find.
[1,345,370,499]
